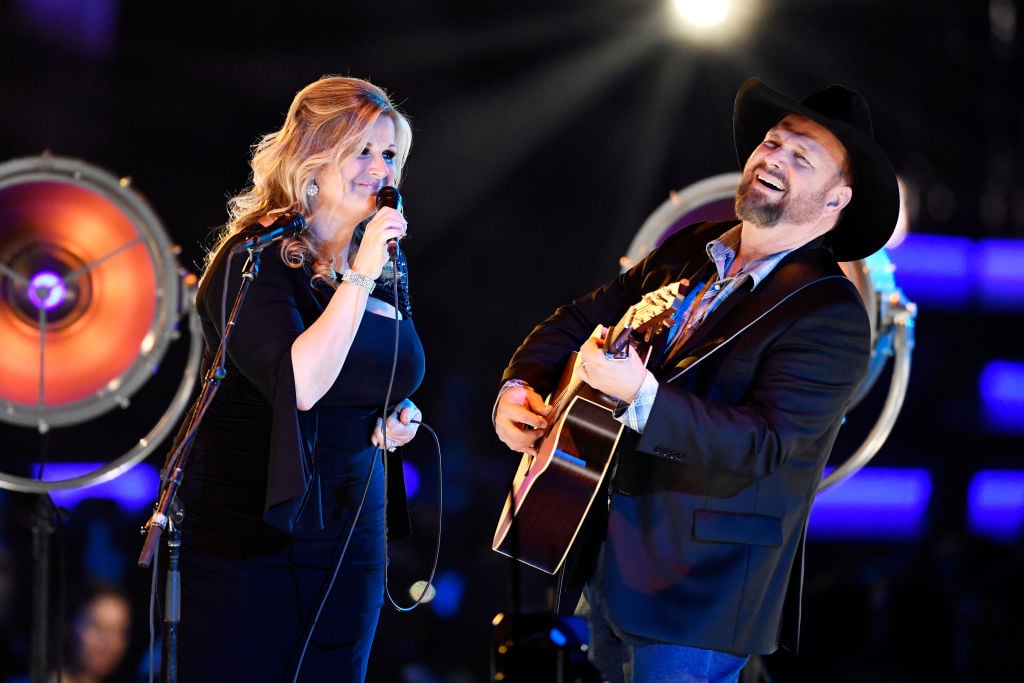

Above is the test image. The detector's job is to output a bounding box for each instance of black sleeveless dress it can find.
[176,241,425,682]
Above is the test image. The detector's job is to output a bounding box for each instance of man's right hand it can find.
[494,384,553,457]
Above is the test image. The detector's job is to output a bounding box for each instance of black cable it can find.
[147,541,159,683]
[288,450,378,683]
[290,259,431,680]
[385,418,442,612]
[376,258,443,611]
[379,263,402,477]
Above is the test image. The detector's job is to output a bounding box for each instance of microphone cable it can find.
[288,451,377,683]
[384,416,442,612]
[378,255,443,612]
[290,253,443,680]
[288,266,390,681]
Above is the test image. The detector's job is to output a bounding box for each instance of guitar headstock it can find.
[605,280,688,359]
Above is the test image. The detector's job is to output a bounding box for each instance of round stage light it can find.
[0,154,183,430]
[0,154,201,493]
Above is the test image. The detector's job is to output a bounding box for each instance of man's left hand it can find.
[577,328,648,403]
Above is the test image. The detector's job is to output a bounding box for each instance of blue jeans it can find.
[575,577,748,683]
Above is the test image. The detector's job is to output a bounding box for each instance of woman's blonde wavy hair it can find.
[205,76,412,286]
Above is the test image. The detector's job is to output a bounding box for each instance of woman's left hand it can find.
[371,398,422,452]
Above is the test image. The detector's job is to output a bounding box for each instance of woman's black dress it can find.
[175,241,425,682]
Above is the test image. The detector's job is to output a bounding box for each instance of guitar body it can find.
[492,282,685,574]
[492,355,623,574]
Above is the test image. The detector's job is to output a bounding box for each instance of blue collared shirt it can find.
[617,226,794,433]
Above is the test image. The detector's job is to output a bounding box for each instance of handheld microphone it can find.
[232,212,307,254]
[375,186,403,261]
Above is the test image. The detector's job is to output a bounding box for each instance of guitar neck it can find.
[546,282,686,416]
[607,282,685,357]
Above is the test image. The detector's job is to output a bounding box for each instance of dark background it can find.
[1,1,1022,681]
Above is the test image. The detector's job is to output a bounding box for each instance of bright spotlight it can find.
[674,0,730,27]
[666,0,757,45]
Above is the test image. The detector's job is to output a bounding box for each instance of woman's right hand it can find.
[351,206,407,279]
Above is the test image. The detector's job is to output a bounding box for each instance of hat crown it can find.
[801,85,874,139]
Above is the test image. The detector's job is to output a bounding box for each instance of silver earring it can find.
[306,180,319,197]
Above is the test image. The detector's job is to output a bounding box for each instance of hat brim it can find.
[733,78,900,262]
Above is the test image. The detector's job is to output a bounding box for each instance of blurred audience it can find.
[57,580,135,683]
[5,579,135,683]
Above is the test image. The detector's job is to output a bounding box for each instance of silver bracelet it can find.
[340,269,376,293]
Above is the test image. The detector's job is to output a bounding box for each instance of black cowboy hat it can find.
[733,77,900,262]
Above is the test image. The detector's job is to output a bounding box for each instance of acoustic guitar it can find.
[492,282,686,573]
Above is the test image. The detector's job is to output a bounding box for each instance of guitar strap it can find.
[642,260,716,372]
[661,253,846,382]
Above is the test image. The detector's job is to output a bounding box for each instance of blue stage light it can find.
[809,467,932,541]
[979,360,1024,435]
[31,462,160,515]
[430,571,465,619]
[887,234,1024,311]
[968,470,1024,542]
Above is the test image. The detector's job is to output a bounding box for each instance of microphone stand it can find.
[137,247,264,683]
[158,516,182,683]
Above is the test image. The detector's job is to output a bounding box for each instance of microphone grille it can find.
[376,186,402,211]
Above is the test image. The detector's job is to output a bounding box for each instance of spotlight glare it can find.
[674,0,729,27]
[666,0,757,45]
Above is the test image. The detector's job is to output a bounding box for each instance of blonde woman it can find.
[176,76,425,682]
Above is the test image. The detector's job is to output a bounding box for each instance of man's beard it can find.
[735,167,829,228]
[735,182,784,227]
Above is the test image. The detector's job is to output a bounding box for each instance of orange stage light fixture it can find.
[0,154,185,432]
[0,156,204,683]
[0,154,201,497]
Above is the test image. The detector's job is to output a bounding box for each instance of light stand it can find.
[29,495,55,683]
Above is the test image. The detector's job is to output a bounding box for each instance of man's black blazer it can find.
[503,220,872,654]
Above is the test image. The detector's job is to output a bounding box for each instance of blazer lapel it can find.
[660,248,843,381]
[660,276,755,369]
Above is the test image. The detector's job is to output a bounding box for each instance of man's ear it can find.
[827,185,853,212]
